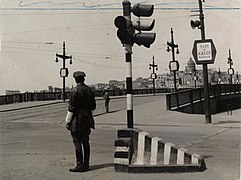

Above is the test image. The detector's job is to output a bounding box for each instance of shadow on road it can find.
[202,155,213,159]
[94,109,125,117]
[89,163,114,171]
[212,120,241,125]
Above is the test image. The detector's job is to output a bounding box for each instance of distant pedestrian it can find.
[102,90,110,113]
[65,71,96,172]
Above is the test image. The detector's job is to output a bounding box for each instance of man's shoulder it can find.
[76,84,93,92]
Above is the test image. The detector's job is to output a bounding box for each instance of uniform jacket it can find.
[68,82,96,132]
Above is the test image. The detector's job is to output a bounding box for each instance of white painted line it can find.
[136,131,149,165]
[150,137,162,165]
[164,142,175,165]
[115,146,129,152]
[127,94,133,110]
[126,62,132,77]
[114,158,129,165]
[192,153,201,164]
[177,148,188,165]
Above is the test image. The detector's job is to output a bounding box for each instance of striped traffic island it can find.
[114,128,206,173]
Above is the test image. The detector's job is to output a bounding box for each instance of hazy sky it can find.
[0,0,240,95]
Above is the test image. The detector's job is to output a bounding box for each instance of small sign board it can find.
[151,73,157,79]
[228,68,234,75]
[169,61,179,71]
[60,68,69,77]
[192,39,216,64]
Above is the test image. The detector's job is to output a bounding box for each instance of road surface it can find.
[0,95,240,180]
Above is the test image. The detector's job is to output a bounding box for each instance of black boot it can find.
[79,163,89,172]
[69,163,83,172]
[80,142,90,172]
[69,151,83,172]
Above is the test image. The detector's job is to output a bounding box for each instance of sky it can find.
[0,0,240,95]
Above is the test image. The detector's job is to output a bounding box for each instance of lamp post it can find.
[193,69,198,88]
[227,49,234,84]
[167,28,180,92]
[236,71,239,84]
[218,68,221,84]
[149,56,158,95]
[55,42,72,102]
[190,0,215,123]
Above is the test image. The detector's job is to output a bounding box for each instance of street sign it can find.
[192,39,216,64]
[151,73,157,79]
[169,61,179,71]
[228,68,234,75]
[60,68,69,77]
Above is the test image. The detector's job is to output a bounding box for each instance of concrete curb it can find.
[114,128,206,173]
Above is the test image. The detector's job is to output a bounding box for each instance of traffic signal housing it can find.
[114,1,156,48]
[114,16,134,45]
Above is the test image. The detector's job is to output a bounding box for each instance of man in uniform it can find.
[65,71,96,172]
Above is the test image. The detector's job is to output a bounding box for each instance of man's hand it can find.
[66,123,71,130]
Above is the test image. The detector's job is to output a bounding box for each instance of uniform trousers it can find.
[71,131,90,165]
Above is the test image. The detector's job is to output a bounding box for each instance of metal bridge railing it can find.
[166,84,241,111]
[0,88,190,105]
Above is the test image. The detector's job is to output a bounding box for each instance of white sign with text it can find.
[197,42,212,61]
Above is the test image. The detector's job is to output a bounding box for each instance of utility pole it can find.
[191,0,217,123]
[199,0,212,123]
[194,69,197,88]
[167,28,180,92]
[56,42,72,102]
[149,56,158,95]
[227,49,234,84]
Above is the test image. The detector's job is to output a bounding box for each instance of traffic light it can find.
[114,16,134,45]
[114,1,156,48]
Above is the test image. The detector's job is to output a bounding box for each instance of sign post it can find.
[192,39,216,123]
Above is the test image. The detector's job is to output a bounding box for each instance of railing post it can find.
[166,94,171,110]
[200,89,203,113]
[31,93,34,101]
[176,93,179,109]
[190,91,194,113]
[19,94,23,103]
[5,95,8,105]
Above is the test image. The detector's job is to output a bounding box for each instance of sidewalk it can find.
[0,100,64,112]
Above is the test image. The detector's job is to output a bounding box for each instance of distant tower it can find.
[186,57,196,73]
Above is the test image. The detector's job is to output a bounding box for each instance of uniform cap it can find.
[73,71,86,78]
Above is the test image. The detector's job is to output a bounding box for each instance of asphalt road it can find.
[0,95,240,180]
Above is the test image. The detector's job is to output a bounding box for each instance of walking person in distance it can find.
[102,89,110,113]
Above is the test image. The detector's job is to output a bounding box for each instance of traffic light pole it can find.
[56,42,72,102]
[149,56,158,95]
[123,0,133,128]
[198,0,212,123]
